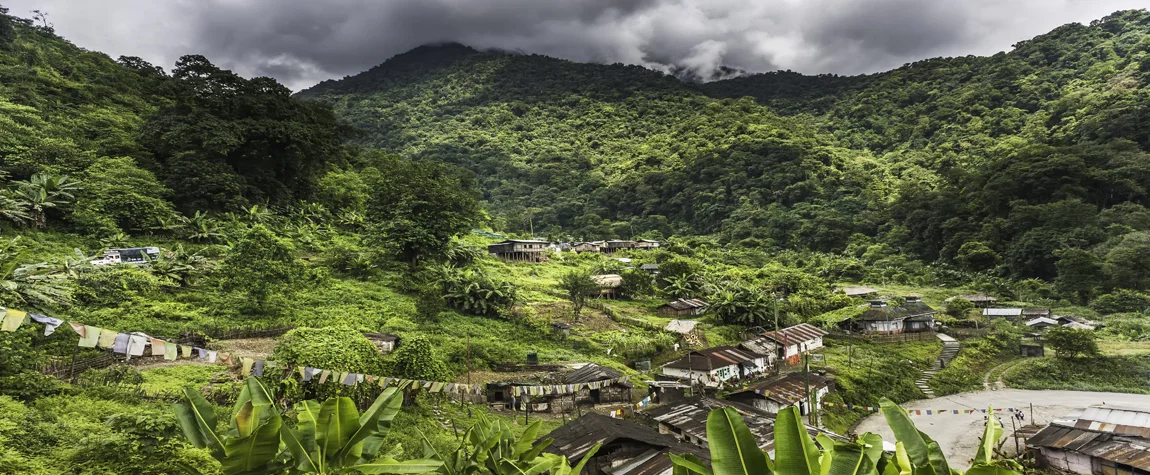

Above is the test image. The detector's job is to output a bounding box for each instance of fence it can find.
[828,330,939,345]
[947,327,990,339]
[586,300,665,332]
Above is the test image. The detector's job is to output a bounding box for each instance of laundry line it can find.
[1,307,629,395]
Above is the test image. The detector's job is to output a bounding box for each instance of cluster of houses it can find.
[487,239,661,262]
[656,323,833,415]
[980,307,1101,331]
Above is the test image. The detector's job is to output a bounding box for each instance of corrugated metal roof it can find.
[563,363,632,387]
[661,346,761,371]
[839,286,879,296]
[947,294,998,303]
[665,320,701,334]
[858,300,936,321]
[739,337,779,358]
[983,308,1023,316]
[1077,406,1150,436]
[592,274,623,287]
[730,372,831,405]
[542,413,710,475]
[1026,317,1058,327]
[761,323,828,345]
[1022,308,1051,316]
[1029,424,1150,471]
[644,397,848,454]
[663,299,707,311]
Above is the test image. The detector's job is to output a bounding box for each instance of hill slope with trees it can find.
[299,10,1150,296]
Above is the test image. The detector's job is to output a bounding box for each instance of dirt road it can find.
[853,389,1150,470]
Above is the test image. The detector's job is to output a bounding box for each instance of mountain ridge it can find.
[299,9,1150,283]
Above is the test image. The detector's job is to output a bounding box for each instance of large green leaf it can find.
[973,409,1003,466]
[774,406,818,475]
[346,458,444,474]
[670,453,716,475]
[281,425,320,473]
[338,387,403,465]
[569,443,600,475]
[924,441,951,475]
[297,400,322,440]
[964,464,1021,475]
[176,387,224,455]
[879,399,933,475]
[706,407,770,475]
[351,386,402,460]
[319,397,361,460]
[825,442,866,475]
[514,421,543,459]
[219,412,283,475]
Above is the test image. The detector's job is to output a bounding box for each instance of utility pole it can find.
[804,351,812,425]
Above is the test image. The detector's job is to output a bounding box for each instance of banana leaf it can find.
[774,406,819,475]
[176,386,225,456]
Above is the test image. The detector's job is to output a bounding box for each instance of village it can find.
[448,239,1150,475]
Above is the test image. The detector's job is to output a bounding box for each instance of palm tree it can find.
[0,260,72,309]
[181,211,225,243]
[13,172,81,228]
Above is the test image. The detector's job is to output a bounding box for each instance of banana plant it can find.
[670,398,1022,475]
[422,417,600,475]
[176,377,443,475]
[281,385,442,474]
[176,377,288,475]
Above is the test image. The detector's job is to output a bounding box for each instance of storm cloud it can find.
[3,0,1146,90]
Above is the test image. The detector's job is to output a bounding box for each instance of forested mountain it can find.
[300,10,1150,292]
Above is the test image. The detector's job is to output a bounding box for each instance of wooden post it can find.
[67,345,80,383]
[1009,412,1020,455]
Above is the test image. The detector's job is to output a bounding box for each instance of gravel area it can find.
[854,389,1150,470]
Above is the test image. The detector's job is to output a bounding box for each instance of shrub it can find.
[75,265,164,306]
[272,326,387,375]
[945,297,974,317]
[388,335,451,381]
[1090,289,1150,314]
[1046,326,1100,358]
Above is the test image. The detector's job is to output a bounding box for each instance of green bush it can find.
[272,326,387,375]
[75,265,165,306]
[1090,289,1150,314]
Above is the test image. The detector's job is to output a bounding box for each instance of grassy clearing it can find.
[1002,356,1150,394]
[1099,340,1150,356]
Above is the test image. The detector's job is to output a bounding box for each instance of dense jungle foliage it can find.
[300,10,1150,296]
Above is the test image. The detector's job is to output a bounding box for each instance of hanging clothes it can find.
[195,348,206,359]
[241,358,254,376]
[29,314,62,336]
[111,333,130,354]
[164,342,178,361]
[207,351,217,363]
[127,334,148,357]
[1,309,26,332]
[318,370,331,384]
[302,367,317,382]
[75,325,101,348]
[251,360,264,377]
[150,339,166,356]
[97,329,119,349]
[180,345,193,359]
[341,373,357,386]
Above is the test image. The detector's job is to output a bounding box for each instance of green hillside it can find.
[300,10,1150,292]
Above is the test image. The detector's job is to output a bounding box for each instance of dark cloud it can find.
[3,0,1145,90]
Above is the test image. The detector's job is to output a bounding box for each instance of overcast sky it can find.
[3,0,1146,91]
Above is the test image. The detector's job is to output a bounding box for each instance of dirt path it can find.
[981,359,1024,391]
[854,389,1150,470]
